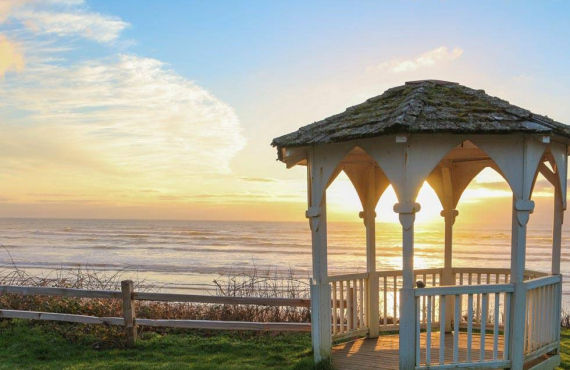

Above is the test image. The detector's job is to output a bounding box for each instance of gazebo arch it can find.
[271,80,570,369]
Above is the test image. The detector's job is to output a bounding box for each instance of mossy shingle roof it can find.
[271,80,570,148]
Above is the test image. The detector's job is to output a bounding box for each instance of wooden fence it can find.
[0,281,311,346]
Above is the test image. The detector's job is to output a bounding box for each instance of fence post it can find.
[121,280,137,347]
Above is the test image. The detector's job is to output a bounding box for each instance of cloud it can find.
[240,177,276,183]
[0,0,249,214]
[0,54,245,185]
[15,9,128,43]
[375,46,463,73]
[1,0,128,43]
[0,34,24,76]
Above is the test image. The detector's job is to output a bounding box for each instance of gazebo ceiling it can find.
[272,80,570,154]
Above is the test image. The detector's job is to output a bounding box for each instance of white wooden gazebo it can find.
[272,81,569,369]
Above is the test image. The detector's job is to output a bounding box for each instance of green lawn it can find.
[559,329,570,369]
[0,320,318,369]
[1,320,569,369]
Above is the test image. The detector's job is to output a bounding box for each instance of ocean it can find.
[0,218,568,308]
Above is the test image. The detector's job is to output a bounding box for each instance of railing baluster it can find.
[432,274,437,323]
[480,293,488,361]
[346,280,354,331]
[384,276,388,326]
[476,274,481,323]
[503,292,511,361]
[416,296,421,367]
[440,295,446,365]
[339,279,344,333]
[332,281,337,335]
[537,286,542,348]
[467,293,473,362]
[549,284,553,343]
[352,279,357,330]
[427,295,432,366]
[420,296,424,323]
[493,292,499,360]
[454,294,460,363]
[532,287,538,350]
[358,278,364,329]
[392,275,398,325]
[393,275,397,323]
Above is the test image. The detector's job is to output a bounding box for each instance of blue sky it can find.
[0,0,569,222]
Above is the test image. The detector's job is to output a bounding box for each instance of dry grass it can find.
[0,263,310,347]
[0,263,310,323]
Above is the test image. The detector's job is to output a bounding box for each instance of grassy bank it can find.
[2,320,570,369]
[0,320,318,369]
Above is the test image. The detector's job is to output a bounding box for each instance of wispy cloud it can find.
[374,46,463,73]
[240,177,276,183]
[0,0,246,207]
[1,0,128,43]
[0,54,245,180]
[0,34,23,76]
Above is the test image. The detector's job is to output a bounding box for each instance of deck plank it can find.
[332,332,504,369]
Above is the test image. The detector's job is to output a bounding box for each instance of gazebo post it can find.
[362,166,379,338]
[509,197,534,369]
[306,149,332,363]
[440,165,458,332]
[395,201,421,370]
[552,186,563,275]
[441,207,458,331]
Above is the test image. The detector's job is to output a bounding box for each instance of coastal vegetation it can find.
[0,264,310,331]
[0,319,319,369]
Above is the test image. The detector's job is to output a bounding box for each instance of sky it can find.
[0,0,569,226]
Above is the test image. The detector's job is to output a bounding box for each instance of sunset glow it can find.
[0,1,568,225]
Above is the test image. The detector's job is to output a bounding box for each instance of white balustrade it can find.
[327,267,561,368]
[329,273,368,339]
[414,283,513,369]
[523,274,562,362]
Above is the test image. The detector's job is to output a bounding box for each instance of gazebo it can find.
[272,80,569,369]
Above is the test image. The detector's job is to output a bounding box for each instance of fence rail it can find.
[0,281,311,346]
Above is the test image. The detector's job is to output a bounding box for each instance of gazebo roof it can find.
[272,80,570,151]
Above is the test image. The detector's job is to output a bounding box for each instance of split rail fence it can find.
[0,280,311,346]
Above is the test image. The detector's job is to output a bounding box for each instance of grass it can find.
[559,329,570,369]
[0,320,321,369]
[1,320,570,369]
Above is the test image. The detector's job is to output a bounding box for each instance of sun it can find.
[326,173,443,224]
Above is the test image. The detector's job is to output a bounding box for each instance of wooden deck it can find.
[332,332,504,369]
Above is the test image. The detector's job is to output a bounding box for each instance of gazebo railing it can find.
[327,267,557,349]
[452,267,547,329]
[329,273,368,339]
[523,274,562,363]
[414,283,513,369]
[328,268,443,338]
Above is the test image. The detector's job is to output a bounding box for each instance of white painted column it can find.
[361,207,378,337]
[441,208,458,331]
[307,195,331,363]
[552,186,563,275]
[395,201,421,370]
[361,166,379,337]
[306,149,332,364]
[509,198,534,369]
